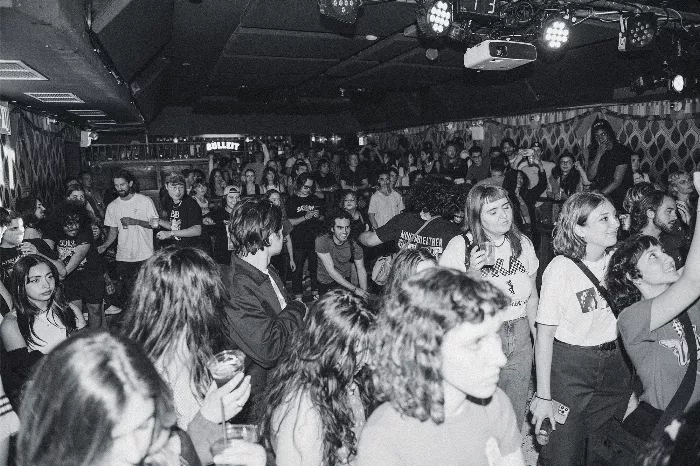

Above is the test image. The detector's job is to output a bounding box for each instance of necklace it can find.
[492,235,507,247]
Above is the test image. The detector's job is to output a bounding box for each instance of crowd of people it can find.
[1,119,700,466]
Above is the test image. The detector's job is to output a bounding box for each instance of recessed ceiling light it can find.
[366,35,378,41]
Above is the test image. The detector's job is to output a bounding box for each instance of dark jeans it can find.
[497,316,532,430]
[539,339,632,466]
[317,280,342,296]
[291,247,317,295]
[116,260,146,305]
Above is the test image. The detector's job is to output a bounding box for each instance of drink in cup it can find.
[479,241,495,266]
[210,424,259,466]
[207,350,246,388]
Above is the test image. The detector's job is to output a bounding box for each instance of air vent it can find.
[68,110,107,117]
[24,92,84,103]
[0,60,47,80]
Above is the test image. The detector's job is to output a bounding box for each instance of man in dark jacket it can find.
[222,197,306,422]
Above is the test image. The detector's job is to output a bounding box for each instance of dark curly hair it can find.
[623,182,655,214]
[404,176,457,217]
[259,290,376,466]
[373,267,509,424]
[630,190,668,235]
[228,197,283,257]
[606,234,660,315]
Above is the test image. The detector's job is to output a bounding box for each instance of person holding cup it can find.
[439,184,539,431]
[122,246,251,464]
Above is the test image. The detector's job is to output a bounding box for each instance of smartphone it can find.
[553,400,570,424]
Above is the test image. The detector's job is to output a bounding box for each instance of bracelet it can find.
[0,395,13,416]
[535,394,552,402]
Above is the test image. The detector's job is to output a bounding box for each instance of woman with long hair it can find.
[586,118,634,210]
[530,192,631,466]
[260,290,376,466]
[209,168,228,198]
[0,255,86,408]
[340,190,369,241]
[381,247,435,301]
[549,153,587,200]
[267,189,296,282]
[14,196,49,246]
[122,247,251,461]
[190,178,211,217]
[262,166,285,194]
[17,331,266,466]
[440,184,539,430]
[605,174,700,440]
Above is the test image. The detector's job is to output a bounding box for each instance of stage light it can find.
[540,17,570,50]
[446,22,467,42]
[318,0,361,24]
[417,0,453,38]
[671,74,685,93]
[618,13,657,51]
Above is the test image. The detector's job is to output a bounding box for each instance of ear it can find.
[625,272,643,287]
[646,209,655,220]
[573,223,585,240]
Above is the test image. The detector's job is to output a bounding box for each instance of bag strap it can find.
[571,257,616,314]
[408,216,437,246]
[651,311,697,439]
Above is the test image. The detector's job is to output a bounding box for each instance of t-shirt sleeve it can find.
[187,199,203,227]
[536,258,566,326]
[352,240,364,260]
[315,235,331,254]
[104,203,118,228]
[492,389,524,458]
[146,197,159,219]
[521,236,539,276]
[375,215,401,243]
[618,299,653,347]
[368,193,379,215]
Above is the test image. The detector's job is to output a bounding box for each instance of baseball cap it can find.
[165,172,186,186]
[223,185,240,196]
[531,141,542,150]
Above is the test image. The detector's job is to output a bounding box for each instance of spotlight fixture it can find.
[540,17,570,50]
[318,0,361,24]
[671,74,685,93]
[630,73,663,95]
[446,22,468,42]
[618,13,657,51]
[417,0,453,38]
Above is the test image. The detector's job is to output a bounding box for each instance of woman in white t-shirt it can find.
[530,192,631,466]
[440,184,539,430]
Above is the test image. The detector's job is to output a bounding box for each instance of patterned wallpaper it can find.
[369,99,700,186]
[0,106,80,209]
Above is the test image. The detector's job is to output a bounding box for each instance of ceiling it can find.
[1,0,700,134]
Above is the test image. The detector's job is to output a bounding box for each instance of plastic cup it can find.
[210,425,259,466]
[480,241,495,266]
[207,350,245,388]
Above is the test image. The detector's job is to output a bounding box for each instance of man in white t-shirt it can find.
[368,170,404,229]
[98,169,159,297]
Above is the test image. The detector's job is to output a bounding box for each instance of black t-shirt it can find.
[375,212,461,260]
[160,196,203,247]
[54,230,103,275]
[209,207,233,265]
[340,166,368,188]
[313,171,337,190]
[286,194,325,250]
[442,159,467,180]
[590,143,634,208]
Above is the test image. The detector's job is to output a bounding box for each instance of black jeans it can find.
[291,247,317,295]
[539,339,632,466]
[116,260,145,305]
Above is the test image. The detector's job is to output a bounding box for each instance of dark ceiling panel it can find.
[357,36,419,62]
[343,63,465,89]
[209,73,315,88]
[214,55,338,78]
[325,60,379,78]
[400,47,465,67]
[92,0,173,83]
[222,28,373,60]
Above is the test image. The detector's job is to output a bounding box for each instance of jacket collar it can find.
[230,254,268,286]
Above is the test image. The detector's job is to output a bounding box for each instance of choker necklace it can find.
[492,236,507,247]
[466,394,493,406]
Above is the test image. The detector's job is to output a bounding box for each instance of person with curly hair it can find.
[530,192,631,466]
[358,177,460,261]
[585,119,634,210]
[380,247,435,302]
[630,189,688,268]
[260,290,375,466]
[605,173,700,440]
[356,267,523,466]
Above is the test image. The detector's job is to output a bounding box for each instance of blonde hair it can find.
[552,191,609,259]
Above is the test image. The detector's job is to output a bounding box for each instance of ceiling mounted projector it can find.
[464,40,537,70]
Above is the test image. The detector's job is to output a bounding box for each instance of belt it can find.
[555,338,617,351]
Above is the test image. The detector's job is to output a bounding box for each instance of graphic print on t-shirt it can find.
[170,208,182,231]
[659,320,700,367]
[397,230,444,259]
[481,257,528,279]
[576,287,601,314]
[57,239,87,270]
